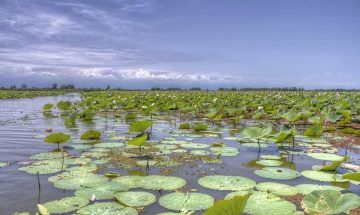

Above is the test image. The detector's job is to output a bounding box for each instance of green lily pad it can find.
[76,202,138,215]
[67,164,98,173]
[295,184,344,195]
[210,147,239,157]
[198,175,256,191]
[141,175,187,190]
[301,170,348,182]
[114,191,156,207]
[302,190,360,214]
[30,152,67,160]
[75,182,129,200]
[190,150,210,155]
[179,143,210,149]
[52,173,108,190]
[307,153,344,161]
[244,191,297,215]
[254,167,301,180]
[94,142,125,148]
[255,182,298,196]
[0,162,8,168]
[43,197,88,214]
[113,176,144,188]
[241,143,269,148]
[260,155,281,160]
[256,160,283,167]
[159,192,214,211]
[19,160,65,175]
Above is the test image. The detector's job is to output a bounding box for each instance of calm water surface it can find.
[0,95,359,215]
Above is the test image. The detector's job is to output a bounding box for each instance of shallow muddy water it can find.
[0,95,359,215]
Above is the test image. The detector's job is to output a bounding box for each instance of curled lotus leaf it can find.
[114,191,156,207]
[256,159,283,167]
[295,184,344,195]
[76,202,138,215]
[255,182,298,196]
[159,192,214,211]
[301,170,348,182]
[43,196,88,214]
[244,191,297,215]
[254,167,301,180]
[302,190,360,214]
[198,175,256,191]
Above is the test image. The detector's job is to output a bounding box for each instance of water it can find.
[0,95,359,215]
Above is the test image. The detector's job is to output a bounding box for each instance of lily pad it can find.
[179,143,210,149]
[256,160,283,167]
[241,143,269,148]
[254,167,301,180]
[243,191,297,215]
[94,142,125,148]
[307,153,344,161]
[19,160,65,175]
[75,182,129,200]
[210,147,239,157]
[113,176,144,189]
[301,170,348,182]
[30,152,66,160]
[255,182,298,196]
[295,184,344,195]
[114,191,156,207]
[76,202,138,215]
[302,190,360,214]
[43,197,88,214]
[0,162,8,168]
[198,175,256,191]
[141,175,187,190]
[260,155,281,160]
[159,192,214,211]
[52,173,108,190]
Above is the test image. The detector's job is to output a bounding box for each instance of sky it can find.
[0,0,359,89]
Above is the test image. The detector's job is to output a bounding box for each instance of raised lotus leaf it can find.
[255,182,298,196]
[76,202,138,215]
[303,125,323,137]
[210,147,239,157]
[342,172,360,181]
[301,170,348,182]
[127,135,147,146]
[44,132,71,144]
[302,190,360,214]
[241,126,272,140]
[114,191,156,207]
[254,167,301,180]
[159,192,214,211]
[243,191,297,215]
[198,175,256,191]
[81,130,102,140]
[129,120,153,133]
[224,190,253,200]
[295,184,344,195]
[307,153,344,161]
[204,194,250,215]
[256,159,283,166]
[75,182,129,200]
[43,196,88,214]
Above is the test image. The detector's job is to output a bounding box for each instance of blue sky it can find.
[0,0,359,89]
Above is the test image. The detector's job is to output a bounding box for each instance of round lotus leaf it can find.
[179,143,209,149]
[75,182,129,200]
[159,192,214,211]
[76,202,138,215]
[302,190,360,214]
[307,153,343,161]
[254,167,301,180]
[67,164,98,173]
[190,150,209,155]
[301,170,348,182]
[0,162,8,168]
[210,146,239,157]
[256,159,283,167]
[141,175,187,190]
[241,143,269,148]
[94,142,125,148]
[52,173,108,190]
[224,190,253,199]
[19,161,65,175]
[198,175,256,191]
[30,152,67,160]
[260,155,282,160]
[295,184,344,195]
[113,176,144,188]
[114,191,156,207]
[43,196,89,214]
[64,157,91,165]
[255,182,298,196]
[244,191,297,215]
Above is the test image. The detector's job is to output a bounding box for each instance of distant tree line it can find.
[1,84,360,92]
